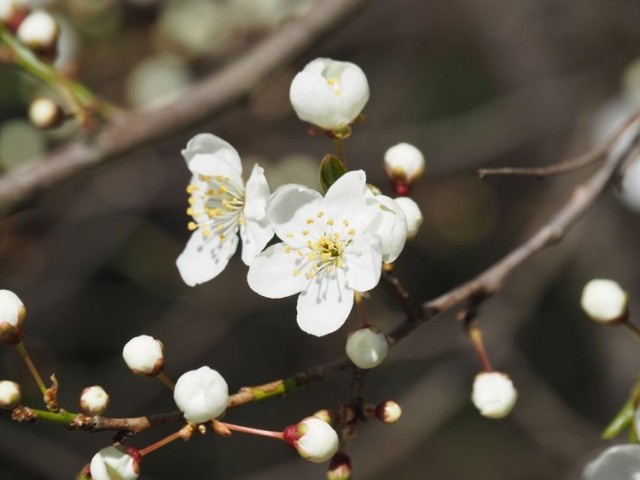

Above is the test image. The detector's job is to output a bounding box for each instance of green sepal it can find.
[602,397,635,439]
[319,154,346,193]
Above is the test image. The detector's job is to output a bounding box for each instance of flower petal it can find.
[243,164,270,222]
[370,195,407,263]
[336,63,370,123]
[343,234,382,292]
[323,171,380,235]
[297,269,354,336]
[182,133,243,178]
[177,230,239,286]
[267,184,324,248]
[290,71,341,130]
[247,243,309,298]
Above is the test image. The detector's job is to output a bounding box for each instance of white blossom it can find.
[0,380,21,409]
[384,142,425,184]
[284,416,339,463]
[80,385,109,416]
[583,444,640,480]
[177,133,273,286]
[580,279,628,324]
[345,327,389,369]
[376,400,402,424]
[471,371,517,419]
[0,0,24,23]
[0,289,25,345]
[248,171,383,336]
[174,366,228,423]
[122,335,164,376]
[289,58,369,131]
[16,10,59,50]
[90,445,139,480]
[28,97,63,130]
[394,196,423,238]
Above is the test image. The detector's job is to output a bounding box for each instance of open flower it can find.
[289,58,369,131]
[177,134,274,286]
[247,171,383,336]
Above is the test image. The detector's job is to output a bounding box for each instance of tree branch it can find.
[0,0,370,212]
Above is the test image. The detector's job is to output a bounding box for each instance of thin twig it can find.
[0,0,370,212]
[478,108,640,178]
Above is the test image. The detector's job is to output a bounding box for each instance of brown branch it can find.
[0,0,370,213]
[477,108,640,179]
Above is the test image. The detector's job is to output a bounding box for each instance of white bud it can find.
[0,0,25,24]
[90,445,139,480]
[0,289,25,345]
[174,366,228,423]
[80,385,109,416]
[0,380,21,409]
[346,327,389,370]
[471,371,517,419]
[384,143,425,184]
[122,335,164,376]
[289,58,369,131]
[393,196,423,238]
[581,279,628,324]
[284,416,339,463]
[583,444,640,480]
[16,9,59,51]
[28,97,63,130]
[376,400,402,424]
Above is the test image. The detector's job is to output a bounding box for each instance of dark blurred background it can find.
[1,0,640,478]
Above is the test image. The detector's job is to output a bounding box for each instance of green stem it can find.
[14,406,80,424]
[0,24,116,120]
[334,138,346,166]
[15,342,47,396]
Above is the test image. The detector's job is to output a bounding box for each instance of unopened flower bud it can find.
[583,444,640,480]
[393,196,423,238]
[345,327,389,370]
[28,97,64,130]
[16,10,59,56]
[376,400,402,425]
[0,0,27,26]
[122,335,164,376]
[289,58,369,131]
[0,289,25,345]
[283,416,339,463]
[80,385,109,416]
[313,409,336,426]
[327,452,352,480]
[580,279,628,324]
[471,371,517,419]
[0,380,21,409]
[384,143,425,195]
[174,366,228,423]
[90,445,140,480]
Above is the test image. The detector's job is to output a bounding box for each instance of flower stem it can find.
[139,430,183,457]
[156,372,175,391]
[334,138,346,166]
[354,292,370,327]
[219,421,284,440]
[468,323,493,372]
[624,321,640,341]
[15,342,47,396]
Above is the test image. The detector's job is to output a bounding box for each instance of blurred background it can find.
[1,0,640,478]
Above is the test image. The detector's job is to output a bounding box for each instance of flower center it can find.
[326,77,341,96]
[185,174,244,242]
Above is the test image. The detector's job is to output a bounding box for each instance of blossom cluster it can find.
[176,59,424,337]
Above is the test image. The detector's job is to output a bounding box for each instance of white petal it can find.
[336,63,369,123]
[290,71,342,130]
[343,234,382,292]
[267,184,324,248]
[177,230,239,286]
[324,171,380,235]
[297,269,354,336]
[243,164,270,221]
[182,133,243,178]
[247,243,309,298]
[240,217,273,265]
[371,195,407,263]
